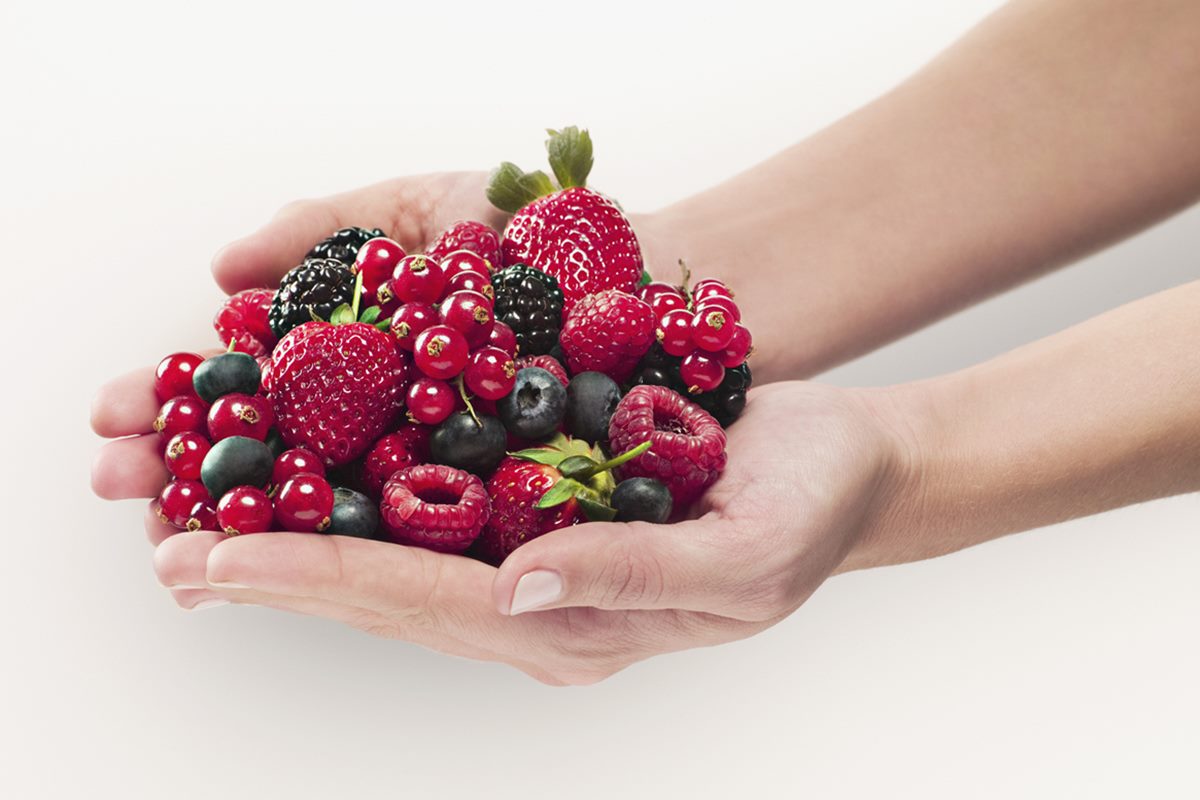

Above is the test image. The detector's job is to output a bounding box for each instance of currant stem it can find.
[455,374,481,427]
[350,268,365,320]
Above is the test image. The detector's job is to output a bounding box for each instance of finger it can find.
[92,434,168,500]
[145,501,179,546]
[91,366,158,438]
[154,529,227,588]
[168,587,227,611]
[491,518,777,621]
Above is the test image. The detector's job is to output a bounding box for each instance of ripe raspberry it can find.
[214,288,278,356]
[361,425,431,498]
[559,289,654,383]
[425,221,502,269]
[379,464,490,553]
[607,385,726,506]
[515,354,568,386]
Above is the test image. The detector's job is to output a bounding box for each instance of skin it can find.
[92,0,1200,684]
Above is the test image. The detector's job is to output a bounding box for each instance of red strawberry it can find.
[214,288,278,356]
[515,354,568,387]
[559,289,654,383]
[425,221,502,269]
[270,308,410,467]
[487,127,643,311]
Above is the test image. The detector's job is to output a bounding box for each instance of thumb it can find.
[492,517,769,621]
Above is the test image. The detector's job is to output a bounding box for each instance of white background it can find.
[3,0,1198,797]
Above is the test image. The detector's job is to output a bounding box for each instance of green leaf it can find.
[373,320,391,332]
[486,162,557,214]
[330,304,355,325]
[510,448,568,468]
[638,270,652,287]
[359,305,381,325]
[545,126,593,189]
[536,478,585,509]
[577,497,617,522]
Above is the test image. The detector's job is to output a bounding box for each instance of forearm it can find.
[847,280,1200,570]
[640,0,1200,382]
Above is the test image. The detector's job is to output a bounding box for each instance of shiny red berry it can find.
[154,396,209,441]
[635,281,684,305]
[272,448,325,488]
[657,309,695,357]
[163,432,211,480]
[156,480,213,531]
[274,473,334,532]
[406,377,456,425]
[464,346,517,401]
[217,486,274,535]
[680,351,726,393]
[691,307,737,352]
[488,320,518,357]
[444,270,493,302]
[390,302,438,352]
[694,294,741,323]
[361,425,431,497]
[719,323,753,367]
[355,237,407,297]
[392,254,446,304]
[155,353,204,403]
[649,291,688,319]
[692,279,732,303]
[413,324,469,380]
[439,249,493,279]
[207,393,274,441]
[439,290,495,348]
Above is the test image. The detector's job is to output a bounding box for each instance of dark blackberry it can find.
[305,227,387,265]
[491,264,564,356]
[631,346,752,427]
[268,258,358,339]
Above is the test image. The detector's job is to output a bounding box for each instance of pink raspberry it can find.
[379,464,490,553]
[559,289,654,383]
[607,385,727,506]
[214,288,277,356]
[425,220,502,270]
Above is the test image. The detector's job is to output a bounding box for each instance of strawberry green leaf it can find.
[373,320,391,332]
[545,126,593,189]
[577,497,616,522]
[638,269,652,287]
[536,478,585,509]
[359,305,381,325]
[330,304,355,325]
[487,162,557,213]
[510,448,568,468]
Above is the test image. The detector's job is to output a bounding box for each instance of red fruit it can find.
[361,425,431,497]
[207,393,274,441]
[438,249,494,280]
[274,473,334,532]
[154,396,209,441]
[488,320,518,357]
[389,302,438,352]
[155,353,203,403]
[217,486,274,536]
[439,290,495,348]
[443,269,493,301]
[213,289,277,357]
[559,289,654,383]
[425,221,502,270]
[413,324,469,380]
[464,346,517,400]
[379,464,490,553]
[656,309,695,357]
[649,291,688,319]
[680,351,725,393]
[193,505,220,532]
[514,354,569,387]
[163,432,211,480]
[391,254,446,304]
[694,294,741,323]
[719,323,753,367]
[375,280,402,318]
[156,480,213,531]
[271,448,325,488]
[635,281,684,305]
[271,321,407,466]
[355,237,407,298]
[406,378,456,425]
[257,356,273,396]
[607,385,727,506]
[690,307,737,352]
[475,454,584,565]
[692,279,732,303]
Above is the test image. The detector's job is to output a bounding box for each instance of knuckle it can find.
[591,538,665,609]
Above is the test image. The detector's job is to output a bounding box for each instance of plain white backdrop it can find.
[3,0,1197,797]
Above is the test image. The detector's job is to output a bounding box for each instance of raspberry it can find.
[515,354,568,386]
[379,464,490,553]
[361,425,430,498]
[559,289,654,383]
[425,221,502,269]
[214,288,278,356]
[607,385,727,506]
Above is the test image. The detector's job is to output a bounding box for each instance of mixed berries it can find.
[148,126,755,561]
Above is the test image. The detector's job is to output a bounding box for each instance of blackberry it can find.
[631,345,752,427]
[268,258,358,339]
[305,226,387,265]
[491,264,564,356]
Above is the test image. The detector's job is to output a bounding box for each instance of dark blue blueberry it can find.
[497,368,567,440]
[565,371,622,444]
[328,488,380,539]
[611,478,672,524]
[200,436,274,500]
[430,413,507,475]
[192,352,261,404]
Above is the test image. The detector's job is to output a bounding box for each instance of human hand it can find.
[142,381,908,685]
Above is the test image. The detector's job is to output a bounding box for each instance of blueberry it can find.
[200,436,274,499]
[430,412,507,475]
[328,488,380,539]
[193,352,261,404]
[611,478,672,524]
[265,428,287,459]
[565,371,622,444]
[497,368,567,440]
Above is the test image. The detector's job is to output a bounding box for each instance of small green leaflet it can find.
[536,478,586,509]
[509,448,568,468]
[577,497,617,522]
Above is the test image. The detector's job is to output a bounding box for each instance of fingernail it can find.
[208,580,249,589]
[509,570,563,615]
[163,583,207,590]
[188,599,228,611]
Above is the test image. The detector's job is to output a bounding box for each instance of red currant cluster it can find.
[635,278,752,393]
[354,239,517,425]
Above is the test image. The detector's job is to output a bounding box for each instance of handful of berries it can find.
[150,127,753,564]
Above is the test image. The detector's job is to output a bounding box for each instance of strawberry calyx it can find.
[509,434,652,522]
[486,126,594,214]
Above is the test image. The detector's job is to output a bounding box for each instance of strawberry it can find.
[559,289,655,383]
[487,127,644,311]
[270,296,410,467]
[425,220,502,270]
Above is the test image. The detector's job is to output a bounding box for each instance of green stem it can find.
[572,440,652,480]
[455,374,481,427]
[351,268,364,320]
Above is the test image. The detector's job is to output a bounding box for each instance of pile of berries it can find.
[151,127,754,564]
